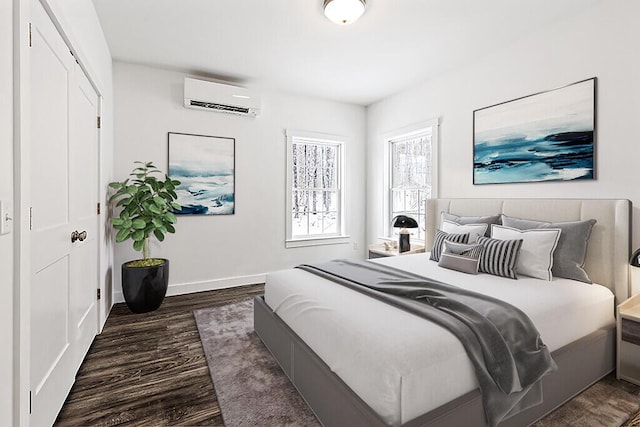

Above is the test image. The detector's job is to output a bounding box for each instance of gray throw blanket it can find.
[297,260,558,427]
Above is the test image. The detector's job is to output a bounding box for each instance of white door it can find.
[29,2,99,425]
[69,62,99,369]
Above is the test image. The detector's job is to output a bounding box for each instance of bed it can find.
[254,198,631,426]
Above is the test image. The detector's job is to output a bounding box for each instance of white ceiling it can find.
[92,0,594,106]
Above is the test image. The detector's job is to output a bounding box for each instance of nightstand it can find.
[617,293,640,385]
[368,243,425,259]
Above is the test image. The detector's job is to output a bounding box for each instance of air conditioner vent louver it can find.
[189,100,250,114]
[184,78,261,117]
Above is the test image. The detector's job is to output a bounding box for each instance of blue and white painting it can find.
[168,133,235,215]
[473,78,595,184]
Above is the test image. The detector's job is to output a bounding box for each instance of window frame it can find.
[382,118,439,242]
[285,129,349,248]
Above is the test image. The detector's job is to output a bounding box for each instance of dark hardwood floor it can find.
[55,284,264,426]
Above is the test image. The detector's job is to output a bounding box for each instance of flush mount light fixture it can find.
[323,0,366,25]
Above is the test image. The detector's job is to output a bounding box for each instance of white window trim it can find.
[381,118,439,241]
[285,129,349,248]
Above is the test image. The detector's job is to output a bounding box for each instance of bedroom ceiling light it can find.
[323,0,366,25]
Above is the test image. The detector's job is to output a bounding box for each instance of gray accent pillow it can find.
[501,215,597,283]
[441,212,501,236]
[438,241,484,274]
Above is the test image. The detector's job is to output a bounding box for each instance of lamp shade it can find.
[323,0,366,25]
[392,215,418,229]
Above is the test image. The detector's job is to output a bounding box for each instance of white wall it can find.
[367,1,640,250]
[112,62,366,300]
[1,2,14,425]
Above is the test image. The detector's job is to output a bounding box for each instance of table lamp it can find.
[631,248,640,295]
[392,215,419,253]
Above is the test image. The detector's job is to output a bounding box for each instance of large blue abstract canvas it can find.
[168,132,235,215]
[473,78,595,184]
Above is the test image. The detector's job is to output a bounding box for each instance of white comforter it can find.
[264,254,614,426]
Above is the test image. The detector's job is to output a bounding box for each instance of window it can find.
[387,121,438,241]
[286,130,348,248]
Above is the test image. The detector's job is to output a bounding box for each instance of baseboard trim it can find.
[113,273,267,304]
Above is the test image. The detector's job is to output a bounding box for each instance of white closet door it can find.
[29,1,99,425]
[69,62,99,370]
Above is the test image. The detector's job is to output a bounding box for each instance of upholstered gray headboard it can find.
[426,198,632,304]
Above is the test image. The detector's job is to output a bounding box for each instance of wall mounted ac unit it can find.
[184,77,261,117]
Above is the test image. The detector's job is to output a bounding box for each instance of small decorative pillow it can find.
[438,241,484,274]
[477,236,523,279]
[429,230,469,262]
[441,212,501,236]
[440,220,489,243]
[491,225,562,281]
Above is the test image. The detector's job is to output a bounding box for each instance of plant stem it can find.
[143,239,149,260]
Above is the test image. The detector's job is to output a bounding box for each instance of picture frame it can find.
[168,132,235,215]
[473,78,596,185]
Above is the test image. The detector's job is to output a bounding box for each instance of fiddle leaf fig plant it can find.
[109,161,181,267]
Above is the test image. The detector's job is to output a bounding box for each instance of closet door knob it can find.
[78,230,87,241]
[71,230,79,243]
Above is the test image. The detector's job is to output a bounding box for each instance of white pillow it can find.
[440,220,488,243]
[490,225,561,281]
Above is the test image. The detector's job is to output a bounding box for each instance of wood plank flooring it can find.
[55,284,264,426]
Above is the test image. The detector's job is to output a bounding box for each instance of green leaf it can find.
[171,203,181,211]
[131,218,146,229]
[164,212,177,223]
[165,224,175,233]
[125,186,138,195]
[108,182,121,189]
[133,239,145,252]
[148,204,162,215]
[132,230,145,241]
[153,196,165,206]
[153,229,165,242]
[115,228,130,243]
[111,218,124,226]
[152,218,163,228]
[115,198,129,207]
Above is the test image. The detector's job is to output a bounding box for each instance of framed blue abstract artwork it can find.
[168,132,235,215]
[473,78,596,184]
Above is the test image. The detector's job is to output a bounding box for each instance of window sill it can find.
[286,235,350,248]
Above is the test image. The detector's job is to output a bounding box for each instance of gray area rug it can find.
[195,301,640,427]
[194,300,320,427]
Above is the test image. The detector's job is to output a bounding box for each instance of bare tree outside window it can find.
[389,130,432,240]
[291,138,341,238]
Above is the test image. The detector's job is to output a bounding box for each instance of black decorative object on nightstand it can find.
[392,215,419,253]
[631,248,640,267]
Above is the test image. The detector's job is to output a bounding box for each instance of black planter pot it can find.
[122,259,169,313]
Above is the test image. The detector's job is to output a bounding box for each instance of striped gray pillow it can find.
[438,241,484,274]
[477,236,523,279]
[429,230,469,262]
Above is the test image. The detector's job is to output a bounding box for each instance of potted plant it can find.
[109,161,181,313]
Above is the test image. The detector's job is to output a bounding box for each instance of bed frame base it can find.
[254,295,615,427]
